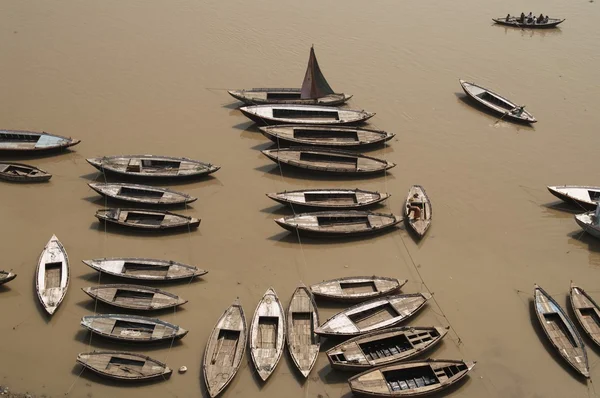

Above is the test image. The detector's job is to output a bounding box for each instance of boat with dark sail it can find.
[0,130,80,152]
[259,125,394,148]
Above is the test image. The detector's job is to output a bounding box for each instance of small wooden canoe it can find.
[315,293,432,337]
[327,326,449,371]
[203,299,247,398]
[240,105,375,126]
[570,283,600,347]
[250,288,286,381]
[310,276,406,302]
[82,284,187,311]
[229,89,351,106]
[348,359,476,397]
[0,162,51,182]
[275,211,401,238]
[267,188,391,210]
[86,155,219,179]
[262,147,395,175]
[287,285,320,378]
[574,212,600,240]
[82,258,207,281]
[81,314,188,343]
[0,270,16,286]
[95,208,200,230]
[88,183,197,206]
[547,186,600,210]
[77,351,172,381]
[534,284,589,378]
[493,17,565,29]
[459,79,536,123]
[0,130,80,152]
[404,185,432,239]
[36,235,69,315]
[259,125,394,148]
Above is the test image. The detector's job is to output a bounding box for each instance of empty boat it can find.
[547,186,600,210]
[315,293,432,337]
[534,284,589,377]
[570,283,600,347]
[36,235,69,315]
[327,326,449,371]
[404,185,432,239]
[86,155,219,179]
[266,188,391,210]
[259,125,394,148]
[82,284,187,311]
[82,258,207,281]
[88,182,197,206]
[0,129,80,152]
[241,105,374,126]
[250,288,285,381]
[574,211,600,240]
[0,162,51,182]
[77,351,171,381]
[310,276,406,302]
[348,359,476,397]
[0,271,16,286]
[287,284,320,378]
[203,299,247,398]
[95,208,200,230]
[81,314,188,343]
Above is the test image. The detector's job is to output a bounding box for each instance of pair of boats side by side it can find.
[547,185,600,238]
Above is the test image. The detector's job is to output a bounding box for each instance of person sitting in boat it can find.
[506,14,511,21]
[544,15,549,23]
[537,14,544,23]
[592,203,600,225]
[519,12,526,23]
[407,193,422,221]
[527,12,533,23]
[510,106,525,116]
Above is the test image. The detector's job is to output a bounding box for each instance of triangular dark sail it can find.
[300,46,335,99]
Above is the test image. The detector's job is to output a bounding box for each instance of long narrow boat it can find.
[250,288,285,381]
[574,211,600,240]
[287,284,320,378]
[275,211,401,238]
[327,326,449,371]
[348,359,476,397]
[547,186,600,210]
[241,105,374,126]
[86,155,219,179]
[534,284,589,378]
[0,271,17,286]
[404,185,432,239]
[0,162,51,182]
[82,284,187,311]
[267,188,391,210]
[459,79,536,123]
[95,208,200,230]
[0,130,80,152]
[81,314,188,343]
[82,258,207,281]
[203,299,247,398]
[493,17,565,29]
[310,276,406,302]
[315,293,432,337]
[570,283,600,347]
[259,125,394,148]
[36,235,69,315]
[77,351,171,381]
[262,148,394,175]
[88,183,197,206]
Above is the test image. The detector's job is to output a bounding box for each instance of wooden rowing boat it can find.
[77,351,171,381]
[88,183,197,206]
[404,185,432,239]
[0,129,80,152]
[0,162,51,182]
[82,284,187,311]
[327,326,449,371]
[203,298,247,397]
[348,359,476,397]
[81,314,188,343]
[493,17,565,29]
[534,284,589,377]
[459,79,536,123]
[315,293,432,337]
[0,270,16,286]
[266,188,391,210]
[574,211,600,240]
[547,186,600,210]
[570,283,600,347]
[310,276,406,302]
[95,208,200,230]
[241,105,375,126]
[250,288,285,381]
[86,155,219,179]
[286,284,320,378]
[259,125,394,148]
[36,235,69,315]
[82,258,207,281]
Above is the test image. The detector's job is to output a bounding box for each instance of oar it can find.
[494,111,510,125]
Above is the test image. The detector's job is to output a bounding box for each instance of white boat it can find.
[547,185,600,210]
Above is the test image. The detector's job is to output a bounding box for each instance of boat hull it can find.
[492,18,564,29]
[547,186,598,210]
[0,130,80,153]
[228,89,351,106]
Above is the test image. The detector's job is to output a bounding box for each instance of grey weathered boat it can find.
[404,185,432,239]
[95,208,200,230]
[0,162,51,182]
[86,155,219,179]
[0,130,80,152]
[259,125,394,148]
[287,284,320,378]
[570,283,600,348]
[203,298,247,398]
[82,258,207,281]
[82,284,187,311]
[275,211,401,238]
[310,276,406,302]
[574,211,600,240]
[88,183,197,206]
[348,359,476,397]
[81,314,188,343]
[547,186,600,210]
[77,351,172,381]
[534,284,589,378]
[493,17,565,29]
[36,235,69,315]
[267,188,391,210]
[315,293,432,337]
[250,288,285,381]
[460,79,536,123]
[241,105,374,126]
[262,148,395,175]
[327,326,449,371]
[0,271,17,286]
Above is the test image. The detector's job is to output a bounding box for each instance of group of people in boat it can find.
[506,12,550,24]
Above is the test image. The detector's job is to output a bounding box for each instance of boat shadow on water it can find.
[542,202,585,216]
[454,94,536,130]
[494,25,563,37]
[256,164,397,182]
[268,227,402,245]
[0,148,80,161]
[71,363,172,386]
[77,271,206,287]
[89,221,201,236]
[81,195,197,212]
[567,230,600,253]
[79,172,222,188]
[75,298,188,317]
[73,329,185,351]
